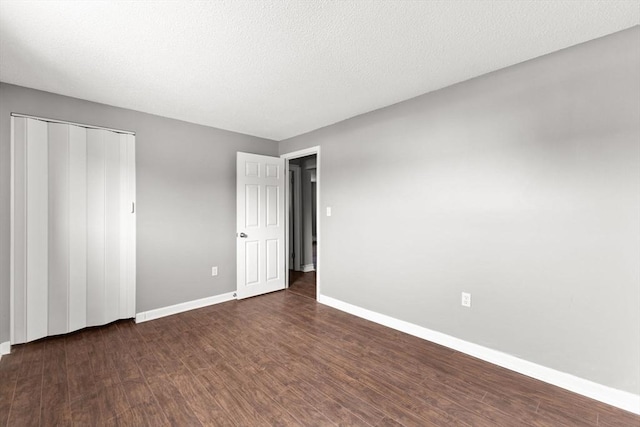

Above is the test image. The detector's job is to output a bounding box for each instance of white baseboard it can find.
[318,294,640,415]
[135,292,235,324]
[301,264,315,273]
[0,341,10,360]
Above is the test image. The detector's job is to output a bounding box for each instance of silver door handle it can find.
[239,233,247,238]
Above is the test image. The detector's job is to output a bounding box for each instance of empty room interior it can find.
[0,1,639,426]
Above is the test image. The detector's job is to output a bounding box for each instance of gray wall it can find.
[279,27,640,394]
[0,83,278,344]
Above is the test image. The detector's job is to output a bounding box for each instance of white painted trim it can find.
[314,148,320,300]
[0,342,10,360]
[318,294,640,415]
[10,117,15,345]
[281,146,321,299]
[301,264,315,273]
[281,146,321,159]
[135,292,235,323]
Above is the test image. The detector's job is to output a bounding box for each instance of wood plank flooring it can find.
[288,270,316,300]
[1,290,638,426]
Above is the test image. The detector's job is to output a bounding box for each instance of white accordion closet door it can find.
[11,116,136,344]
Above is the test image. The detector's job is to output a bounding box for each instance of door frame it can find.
[281,146,320,299]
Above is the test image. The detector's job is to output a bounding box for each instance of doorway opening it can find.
[282,148,320,300]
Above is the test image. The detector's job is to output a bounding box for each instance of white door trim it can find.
[281,146,320,298]
[10,116,17,345]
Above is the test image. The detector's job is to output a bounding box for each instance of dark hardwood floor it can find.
[1,290,638,426]
[288,270,316,300]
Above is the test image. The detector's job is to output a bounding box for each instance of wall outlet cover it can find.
[461,292,471,307]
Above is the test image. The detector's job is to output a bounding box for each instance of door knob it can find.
[239,232,248,238]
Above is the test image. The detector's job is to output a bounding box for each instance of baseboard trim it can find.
[318,294,640,415]
[301,264,315,273]
[135,292,235,324]
[0,341,10,360]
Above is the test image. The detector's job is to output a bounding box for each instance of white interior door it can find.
[11,116,136,344]
[236,152,285,299]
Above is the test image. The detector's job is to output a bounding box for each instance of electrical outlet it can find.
[461,292,471,308]
[211,266,218,276]
[326,207,332,216]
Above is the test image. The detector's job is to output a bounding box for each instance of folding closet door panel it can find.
[119,134,135,318]
[26,118,49,342]
[11,117,27,344]
[126,134,136,317]
[128,134,136,317]
[68,125,88,332]
[47,123,70,336]
[12,117,135,343]
[104,130,122,324]
[87,129,106,327]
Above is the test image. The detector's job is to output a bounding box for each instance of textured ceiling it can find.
[0,1,638,141]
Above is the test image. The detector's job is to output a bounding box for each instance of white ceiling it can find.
[1,1,638,141]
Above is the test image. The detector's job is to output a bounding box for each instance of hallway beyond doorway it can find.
[288,270,316,300]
